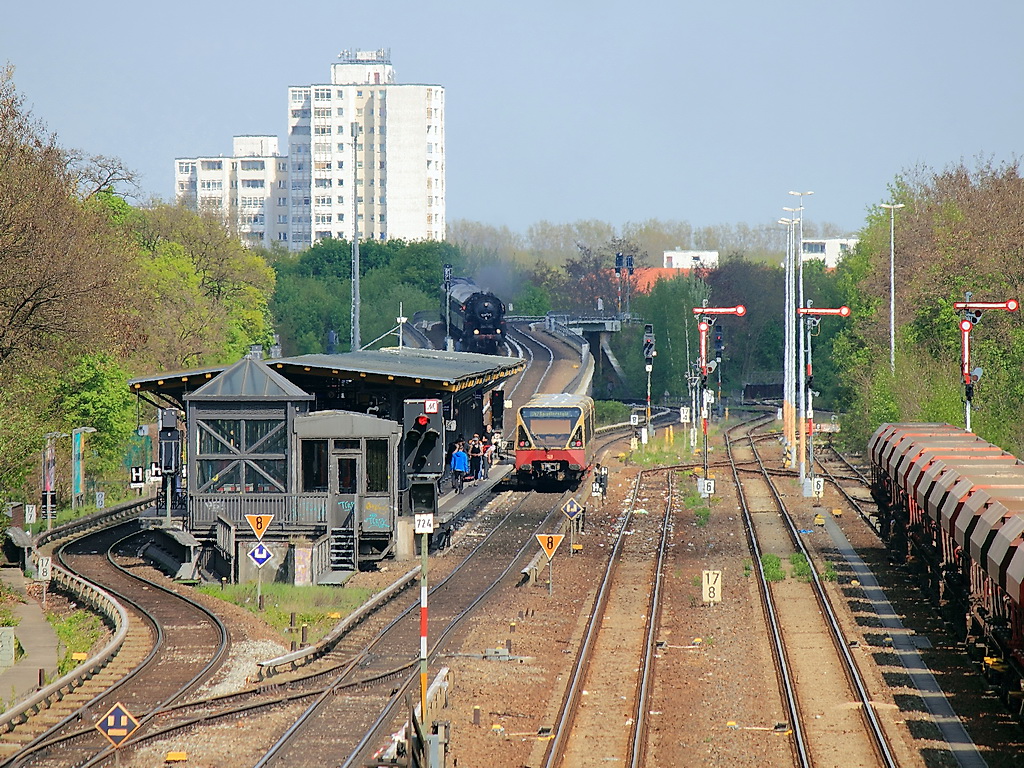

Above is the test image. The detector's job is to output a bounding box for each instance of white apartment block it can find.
[663,250,720,269]
[802,237,858,269]
[286,49,445,250]
[174,136,289,248]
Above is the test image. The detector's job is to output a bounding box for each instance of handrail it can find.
[35,496,155,551]
[0,564,130,732]
[0,497,151,731]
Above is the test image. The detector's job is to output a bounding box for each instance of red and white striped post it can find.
[420,529,429,720]
[692,304,746,487]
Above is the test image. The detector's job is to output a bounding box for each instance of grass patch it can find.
[48,611,104,676]
[743,559,752,578]
[789,553,813,582]
[196,582,375,644]
[629,425,701,467]
[0,581,22,627]
[820,561,837,582]
[761,553,786,582]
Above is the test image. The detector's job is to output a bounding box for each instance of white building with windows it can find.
[286,49,445,250]
[174,136,289,248]
[174,50,445,252]
[663,249,720,270]
[801,237,858,269]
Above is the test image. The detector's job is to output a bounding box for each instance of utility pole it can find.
[880,202,905,374]
[788,190,813,484]
[350,122,361,351]
[443,264,453,351]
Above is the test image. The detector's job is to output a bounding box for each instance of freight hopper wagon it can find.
[869,423,1024,713]
[514,394,595,488]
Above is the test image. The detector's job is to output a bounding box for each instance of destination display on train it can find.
[522,408,581,420]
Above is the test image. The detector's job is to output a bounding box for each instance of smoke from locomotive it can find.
[443,277,507,354]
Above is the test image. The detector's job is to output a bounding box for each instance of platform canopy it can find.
[129,348,525,406]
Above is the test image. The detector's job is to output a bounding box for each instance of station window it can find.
[301,440,329,493]
[337,457,358,495]
[366,440,389,493]
[196,417,287,494]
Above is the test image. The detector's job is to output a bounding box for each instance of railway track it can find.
[95,489,577,766]
[542,468,673,767]
[4,524,229,768]
[725,416,898,768]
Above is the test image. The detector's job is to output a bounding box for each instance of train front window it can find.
[521,407,581,447]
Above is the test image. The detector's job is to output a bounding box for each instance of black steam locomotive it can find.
[443,277,507,354]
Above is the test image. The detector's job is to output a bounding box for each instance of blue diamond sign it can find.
[96,702,140,748]
[248,543,274,569]
[562,498,584,521]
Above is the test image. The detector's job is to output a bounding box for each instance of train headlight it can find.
[473,329,480,334]
[519,465,531,472]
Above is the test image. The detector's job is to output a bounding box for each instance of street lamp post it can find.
[789,191,813,489]
[779,215,798,467]
[782,207,798,468]
[880,203,905,374]
[71,426,97,511]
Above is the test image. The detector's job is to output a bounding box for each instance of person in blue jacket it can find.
[450,441,469,494]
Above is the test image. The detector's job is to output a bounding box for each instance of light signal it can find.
[403,399,444,476]
[642,324,655,366]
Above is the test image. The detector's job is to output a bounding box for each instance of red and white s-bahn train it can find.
[869,423,1024,700]
[514,393,595,487]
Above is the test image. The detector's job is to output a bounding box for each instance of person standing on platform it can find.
[468,434,483,482]
[480,436,492,479]
[450,442,469,494]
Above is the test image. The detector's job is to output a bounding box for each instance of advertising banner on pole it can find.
[43,442,55,495]
[72,431,83,497]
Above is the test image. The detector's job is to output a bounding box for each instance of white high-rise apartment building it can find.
[174,136,289,248]
[287,49,445,250]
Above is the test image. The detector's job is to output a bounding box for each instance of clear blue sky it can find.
[4,0,1021,236]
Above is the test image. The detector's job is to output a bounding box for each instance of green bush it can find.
[594,400,630,426]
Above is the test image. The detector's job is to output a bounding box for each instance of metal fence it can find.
[189,494,328,527]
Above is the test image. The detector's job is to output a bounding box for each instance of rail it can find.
[256,566,421,679]
[35,495,155,550]
[0,497,151,732]
[0,562,130,733]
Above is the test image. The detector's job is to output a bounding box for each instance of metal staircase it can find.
[329,526,356,571]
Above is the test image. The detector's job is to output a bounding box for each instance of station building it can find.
[129,347,522,585]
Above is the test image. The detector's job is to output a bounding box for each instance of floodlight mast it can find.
[951,297,1019,432]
